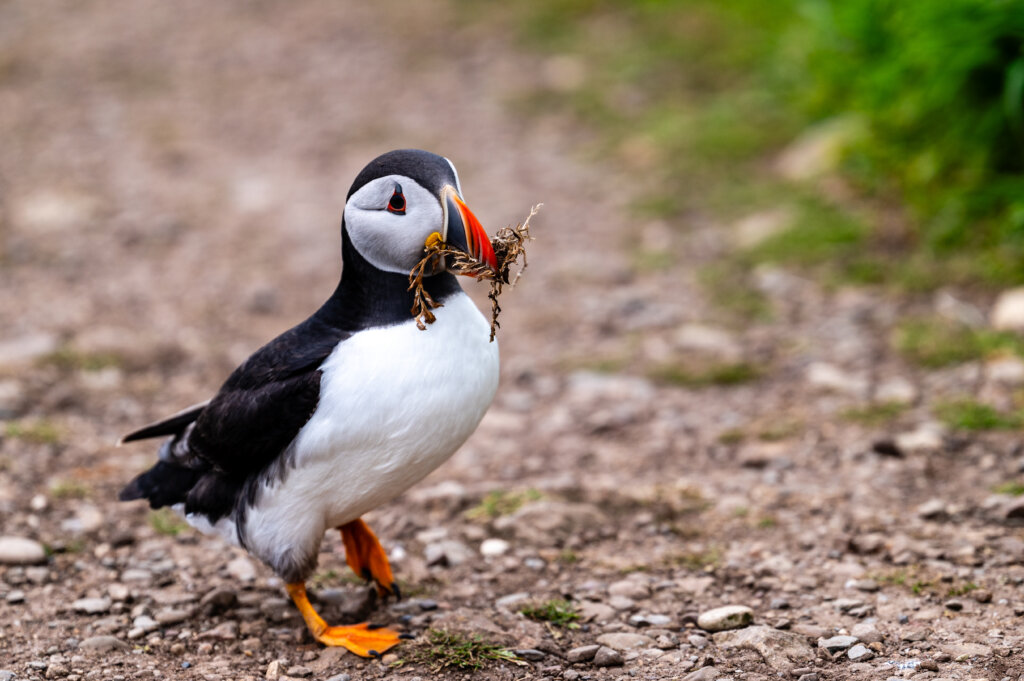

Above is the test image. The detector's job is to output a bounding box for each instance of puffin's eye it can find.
[387,184,406,215]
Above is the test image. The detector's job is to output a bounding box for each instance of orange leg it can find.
[286,582,406,657]
[339,518,399,599]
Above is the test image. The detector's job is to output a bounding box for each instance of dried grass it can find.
[408,204,540,341]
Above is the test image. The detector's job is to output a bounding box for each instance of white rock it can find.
[806,362,868,397]
[73,597,112,614]
[673,324,742,360]
[991,287,1024,331]
[713,625,814,671]
[226,556,256,582]
[0,536,47,565]
[480,538,510,557]
[0,333,58,370]
[875,377,917,404]
[697,605,753,632]
[896,423,945,452]
[987,357,1024,385]
[595,632,655,651]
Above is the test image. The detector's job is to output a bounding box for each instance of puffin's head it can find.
[343,149,497,276]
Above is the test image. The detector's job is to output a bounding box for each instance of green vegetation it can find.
[841,402,909,426]
[665,545,721,571]
[936,400,1023,431]
[499,0,1024,290]
[465,489,542,521]
[648,361,761,388]
[42,346,123,372]
[894,318,1024,368]
[4,420,62,445]
[519,599,581,629]
[149,508,190,537]
[947,582,979,597]
[49,479,90,500]
[409,630,520,671]
[994,481,1024,496]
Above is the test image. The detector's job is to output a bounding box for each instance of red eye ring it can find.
[387,185,406,215]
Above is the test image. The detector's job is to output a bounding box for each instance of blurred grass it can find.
[484,0,1024,291]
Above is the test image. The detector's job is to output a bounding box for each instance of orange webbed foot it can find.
[286,582,410,657]
[339,518,398,599]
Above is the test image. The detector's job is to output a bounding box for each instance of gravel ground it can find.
[1,2,1023,680]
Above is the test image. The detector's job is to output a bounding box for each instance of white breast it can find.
[241,292,499,573]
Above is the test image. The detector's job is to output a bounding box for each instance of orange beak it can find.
[442,186,497,274]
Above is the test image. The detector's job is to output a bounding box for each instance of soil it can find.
[1,2,1023,680]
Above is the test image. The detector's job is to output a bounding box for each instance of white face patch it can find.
[344,175,445,274]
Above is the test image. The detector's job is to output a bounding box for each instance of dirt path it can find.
[1,2,1023,680]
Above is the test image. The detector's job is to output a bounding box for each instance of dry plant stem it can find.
[407,204,541,340]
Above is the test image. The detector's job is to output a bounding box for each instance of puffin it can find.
[118,149,501,657]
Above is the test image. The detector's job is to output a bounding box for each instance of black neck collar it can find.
[313,224,461,331]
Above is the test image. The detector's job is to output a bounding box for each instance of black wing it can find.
[119,316,349,519]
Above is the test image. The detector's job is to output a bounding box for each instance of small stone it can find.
[770,599,790,610]
[897,425,945,453]
[132,615,158,633]
[566,645,599,663]
[944,600,964,612]
[514,649,545,662]
[655,633,680,650]
[847,644,874,661]
[106,584,130,602]
[917,499,947,519]
[0,536,47,565]
[608,579,650,600]
[6,590,25,604]
[683,666,719,681]
[265,660,286,680]
[697,605,753,632]
[199,588,237,615]
[495,592,529,609]
[797,674,818,681]
[595,633,654,651]
[73,598,111,615]
[199,621,238,640]
[326,675,351,681]
[155,608,190,625]
[78,636,129,653]
[847,579,880,592]
[850,623,883,644]
[817,635,858,652]
[990,287,1024,331]
[902,630,927,642]
[806,362,867,397]
[480,538,510,557]
[972,589,992,603]
[832,598,865,613]
[418,599,438,611]
[919,660,939,672]
[592,646,624,667]
[688,634,710,649]
[425,540,473,567]
[578,601,616,623]
[563,671,580,681]
[629,613,672,628]
[714,625,814,672]
[0,671,13,681]
[226,556,256,582]
[286,666,312,678]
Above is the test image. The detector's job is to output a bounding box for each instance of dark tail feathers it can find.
[119,460,202,509]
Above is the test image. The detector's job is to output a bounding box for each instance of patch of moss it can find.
[42,346,124,372]
[665,546,721,571]
[149,508,189,537]
[519,600,581,629]
[49,479,90,500]
[936,400,1022,431]
[993,481,1024,497]
[5,420,62,445]
[409,630,520,671]
[649,361,762,388]
[465,489,542,521]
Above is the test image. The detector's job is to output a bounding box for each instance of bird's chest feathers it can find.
[287,293,498,521]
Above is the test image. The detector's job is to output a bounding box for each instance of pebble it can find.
[629,613,672,627]
[73,597,111,615]
[683,666,719,681]
[607,579,650,600]
[944,600,964,611]
[990,287,1024,330]
[972,589,992,603]
[578,601,615,623]
[697,605,753,632]
[198,621,238,640]
[0,672,12,681]
[566,645,599,663]
[226,556,256,582]
[688,634,710,649]
[592,646,624,667]
[817,635,858,652]
[132,615,158,633]
[425,540,473,566]
[514,649,545,662]
[846,578,880,592]
[265,660,286,680]
[199,587,237,614]
[480,538,510,557]
[155,608,190,625]
[850,622,883,644]
[287,666,312,678]
[595,633,654,650]
[917,499,947,519]
[78,636,129,653]
[6,589,25,604]
[796,674,817,681]
[326,675,351,681]
[106,584,130,602]
[0,536,47,565]
[847,644,874,661]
